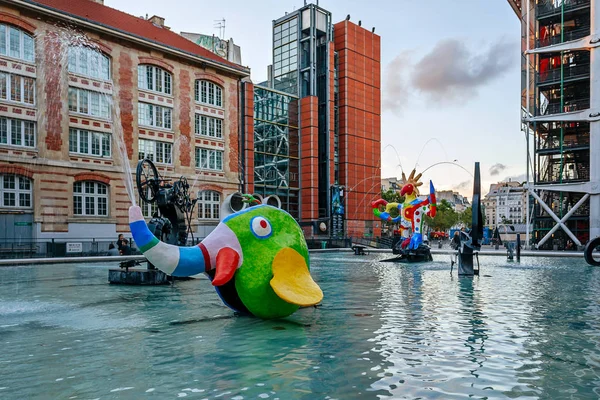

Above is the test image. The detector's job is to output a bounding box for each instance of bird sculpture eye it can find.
[250,216,273,239]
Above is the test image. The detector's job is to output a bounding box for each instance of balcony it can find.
[536,153,590,184]
[536,0,590,19]
[537,63,589,86]
[536,26,590,48]
[537,131,590,154]
[540,97,589,116]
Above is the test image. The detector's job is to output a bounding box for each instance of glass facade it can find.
[273,17,299,95]
[253,86,299,219]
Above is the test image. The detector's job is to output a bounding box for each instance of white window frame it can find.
[137,65,172,95]
[0,174,32,209]
[138,102,172,130]
[138,139,172,165]
[0,117,35,148]
[195,147,223,171]
[73,181,108,217]
[68,45,111,81]
[195,80,223,107]
[68,87,111,120]
[140,195,159,218]
[194,114,223,138]
[69,128,111,157]
[197,190,221,220]
[0,72,35,105]
[0,24,34,63]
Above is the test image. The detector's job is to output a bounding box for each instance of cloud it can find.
[489,163,507,176]
[411,38,514,102]
[382,51,413,114]
[453,180,471,191]
[383,37,515,111]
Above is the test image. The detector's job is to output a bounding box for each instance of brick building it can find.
[242,4,381,238]
[0,0,249,249]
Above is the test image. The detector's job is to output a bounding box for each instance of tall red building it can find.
[334,20,381,237]
[243,4,381,238]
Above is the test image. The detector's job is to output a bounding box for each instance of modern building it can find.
[507,0,598,249]
[0,0,249,251]
[241,3,381,238]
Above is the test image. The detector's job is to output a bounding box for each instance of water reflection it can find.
[2,256,600,398]
[457,277,488,380]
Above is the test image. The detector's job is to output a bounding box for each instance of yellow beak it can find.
[270,248,323,306]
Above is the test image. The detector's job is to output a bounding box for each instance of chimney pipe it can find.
[149,15,165,27]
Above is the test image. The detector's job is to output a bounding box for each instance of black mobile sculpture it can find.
[456,162,483,276]
[136,159,197,248]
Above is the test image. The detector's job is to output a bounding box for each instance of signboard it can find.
[14,222,32,226]
[330,185,345,238]
[66,243,83,253]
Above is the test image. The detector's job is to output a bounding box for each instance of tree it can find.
[380,189,404,204]
[459,206,473,228]
[424,199,457,232]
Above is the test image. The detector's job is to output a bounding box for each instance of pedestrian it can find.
[107,243,120,256]
[450,231,461,267]
[117,234,132,256]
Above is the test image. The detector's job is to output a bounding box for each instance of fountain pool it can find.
[1,253,599,399]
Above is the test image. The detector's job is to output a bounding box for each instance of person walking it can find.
[450,231,461,267]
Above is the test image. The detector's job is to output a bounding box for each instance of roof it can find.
[18,0,249,75]
[506,0,521,18]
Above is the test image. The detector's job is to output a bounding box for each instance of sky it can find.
[105,0,524,198]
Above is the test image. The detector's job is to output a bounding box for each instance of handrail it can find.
[538,63,589,84]
[541,98,590,115]
[536,26,590,48]
[536,0,590,18]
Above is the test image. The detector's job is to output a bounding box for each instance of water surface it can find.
[1,254,599,399]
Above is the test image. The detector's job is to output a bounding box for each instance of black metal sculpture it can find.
[456,162,483,276]
[136,159,197,247]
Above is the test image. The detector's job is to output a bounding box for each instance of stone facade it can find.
[0,3,248,245]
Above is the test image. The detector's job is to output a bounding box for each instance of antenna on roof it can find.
[214,18,226,39]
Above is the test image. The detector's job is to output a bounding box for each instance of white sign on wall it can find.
[66,242,83,253]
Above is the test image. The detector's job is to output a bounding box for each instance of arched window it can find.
[195,80,222,107]
[73,181,108,216]
[198,190,220,220]
[138,65,172,95]
[0,24,34,62]
[0,174,31,208]
[68,46,110,80]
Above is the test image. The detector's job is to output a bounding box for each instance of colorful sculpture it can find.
[128,199,323,319]
[372,169,437,250]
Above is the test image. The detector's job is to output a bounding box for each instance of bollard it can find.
[516,234,521,262]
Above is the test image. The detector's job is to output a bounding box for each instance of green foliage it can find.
[424,199,458,232]
[459,206,473,228]
[380,189,404,204]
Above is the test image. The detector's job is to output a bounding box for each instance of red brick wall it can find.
[227,79,240,175]
[178,69,192,167]
[43,30,63,152]
[334,20,381,237]
[118,51,134,159]
[242,82,254,194]
[300,96,319,221]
